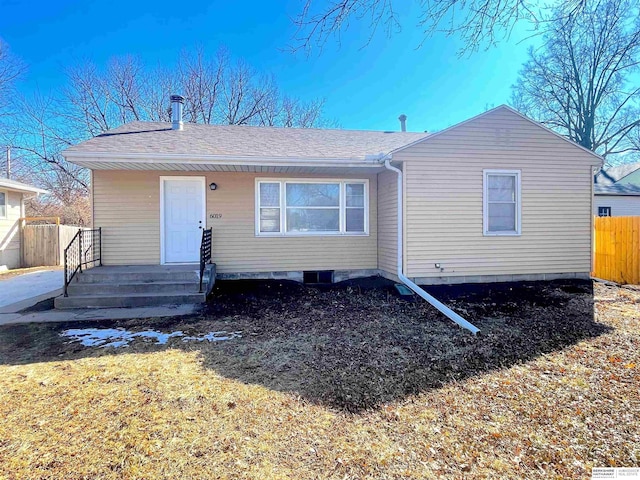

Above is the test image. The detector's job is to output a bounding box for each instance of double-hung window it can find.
[258,182,281,233]
[256,180,368,235]
[483,170,521,235]
[0,190,6,219]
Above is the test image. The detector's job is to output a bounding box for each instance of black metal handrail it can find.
[199,228,212,293]
[63,228,102,297]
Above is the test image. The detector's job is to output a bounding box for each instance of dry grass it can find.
[0,266,61,280]
[0,279,638,479]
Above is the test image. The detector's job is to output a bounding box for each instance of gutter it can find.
[382,157,480,335]
[63,150,381,165]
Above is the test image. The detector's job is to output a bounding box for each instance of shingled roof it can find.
[595,163,640,186]
[63,122,430,160]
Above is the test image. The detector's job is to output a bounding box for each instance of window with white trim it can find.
[598,206,611,217]
[257,180,368,235]
[258,182,281,233]
[483,170,521,235]
[0,191,6,219]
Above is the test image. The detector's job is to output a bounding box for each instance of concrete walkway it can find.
[0,269,64,314]
[0,304,202,326]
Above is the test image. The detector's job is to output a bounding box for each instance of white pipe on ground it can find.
[383,158,480,335]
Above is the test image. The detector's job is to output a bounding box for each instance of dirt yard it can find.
[0,278,638,479]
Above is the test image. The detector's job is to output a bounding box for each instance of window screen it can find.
[484,171,521,235]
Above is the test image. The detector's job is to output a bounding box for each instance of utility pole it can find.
[5,145,10,179]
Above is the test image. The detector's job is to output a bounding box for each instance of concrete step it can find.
[67,281,202,295]
[55,292,207,309]
[56,265,215,310]
[77,270,200,284]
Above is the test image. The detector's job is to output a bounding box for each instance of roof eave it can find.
[0,182,49,196]
[594,191,640,196]
[63,151,387,168]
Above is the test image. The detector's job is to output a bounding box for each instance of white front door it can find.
[162,177,205,263]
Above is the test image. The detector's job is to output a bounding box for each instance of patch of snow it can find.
[182,331,242,342]
[61,328,242,349]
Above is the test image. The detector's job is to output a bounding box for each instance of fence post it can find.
[55,224,60,266]
[19,218,25,268]
[78,228,83,273]
[64,246,68,297]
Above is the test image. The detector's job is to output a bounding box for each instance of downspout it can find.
[383,157,480,335]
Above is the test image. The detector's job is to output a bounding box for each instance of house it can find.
[594,163,640,216]
[0,178,48,270]
[58,101,602,310]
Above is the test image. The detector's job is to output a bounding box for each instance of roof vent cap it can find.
[171,95,185,131]
[398,114,407,132]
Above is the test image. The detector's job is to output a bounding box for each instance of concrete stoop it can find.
[55,264,216,310]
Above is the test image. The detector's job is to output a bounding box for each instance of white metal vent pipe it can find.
[383,158,480,335]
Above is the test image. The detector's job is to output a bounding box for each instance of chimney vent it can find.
[171,95,185,130]
[398,114,407,132]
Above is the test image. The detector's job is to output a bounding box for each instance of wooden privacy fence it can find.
[21,224,87,267]
[593,216,640,285]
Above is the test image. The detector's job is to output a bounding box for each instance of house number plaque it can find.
[209,213,223,219]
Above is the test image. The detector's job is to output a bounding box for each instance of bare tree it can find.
[179,48,226,124]
[290,0,591,54]
[219,60,269,125]
[281,97,326,127]
[12,92,90,191]
[0,39,25,176]
[64,62,113,136]
[257,85,284,126]
[62,49,328,130]
[141,65,175,122]
[24,193,91,226]
[107,56,144,124]
[511,0,640,162]
[257,92,328,128]
[0,39,25,118]
[2,92,92,224]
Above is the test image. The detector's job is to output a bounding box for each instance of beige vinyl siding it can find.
[93,172,161,265]
[377,170,398,276]
[594,195,640,216]
[93,170,378,272]
[0,190,24,269]
[393,108,600,280]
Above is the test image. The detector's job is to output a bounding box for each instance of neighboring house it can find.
[595,162,640,186]
[594,163,640,217]
[62,101,602,286]
[0,178,48,270]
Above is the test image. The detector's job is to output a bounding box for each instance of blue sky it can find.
[0,0,539,132]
